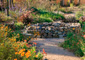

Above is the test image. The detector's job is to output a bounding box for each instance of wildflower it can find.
[22,49,25,51]
[72,44,74,46]
[77,42,79,45]
[29,36,31,38]
[42,49,47,55]
[24,40,27,42]
[14,58,17,60]
[15,52,18,55]
[83,35,85,38]
[14,39,16,41]
[1,43,4,46]
[9,28,11,31]
[35,55,38,58]
[17,45,19,47]
[34,51,36,53]
[25,50,31,58]
[33,42,37,45]
[17,33,19,36]
[21,52,25,57]
[72,28,75,30]
[27,24,30,26]
[1,26,4,29]
[26,44,29,47]
[14,47,18,51]
[29,44,32,46]
[5,26,8,29]
[18,49,24,54]
[79,40,81,42]
[17,41,20,43]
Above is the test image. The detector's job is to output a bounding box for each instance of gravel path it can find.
[32,38,81,60]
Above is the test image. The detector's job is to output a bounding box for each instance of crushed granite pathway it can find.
[32,38,81,60]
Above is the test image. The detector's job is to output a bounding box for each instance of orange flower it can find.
[24,40,27,42]
[21,52,25,57]
[35,55,38,58]
[72,28,75,30]
[17,41,20,43]
[77,42,79,45]
[33,42,37,45]
[29,36,31,38]
[22,49,25,51]
[18,49,24,54]
[17,33,19,36]
[15,52,18,55]
[14,58,17,60]
[83,35,85,38]
[14,47,18,51]
[25,50,31,58]
[42,49,47,55]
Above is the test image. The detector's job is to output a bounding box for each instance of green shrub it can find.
[61,23,85,57]
[75,11,83,20]
[35,9,65,21]
[58,8,73,14]
[33,18,53,23]
[14,22,24,30]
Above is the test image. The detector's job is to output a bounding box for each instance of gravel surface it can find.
[32,38,81,60]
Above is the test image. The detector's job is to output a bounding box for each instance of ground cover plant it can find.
[31,8,65,23]
[58,7,73,14]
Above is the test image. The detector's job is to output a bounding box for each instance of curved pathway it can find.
[32,38,81,60]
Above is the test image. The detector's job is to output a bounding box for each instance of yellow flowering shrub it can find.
[0,24,43,60]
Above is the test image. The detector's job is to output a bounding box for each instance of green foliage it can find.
[0,12,13,22]
[14,22,24,30]
[32,8,65,23]
[58,8,73,14]
[33,18,53,23]
[61,23,85,57]
[75,11,83,20]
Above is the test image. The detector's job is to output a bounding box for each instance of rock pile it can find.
[27,21,81,38]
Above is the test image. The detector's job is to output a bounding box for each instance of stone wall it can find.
[27,21,81,38]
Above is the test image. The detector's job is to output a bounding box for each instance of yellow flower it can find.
[15,52,18,55]
[1,43,4,46]
[21,52,25,57]
[14,58,17,60]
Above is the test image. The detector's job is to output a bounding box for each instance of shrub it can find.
[14,22,24,30]
[36,9,65,21]
[17,11,33,25]
[61,23,85,57]
[75,11,83,20]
